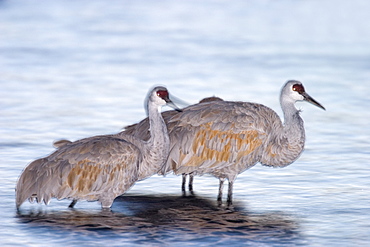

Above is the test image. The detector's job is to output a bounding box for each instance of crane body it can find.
[16,86,178,209]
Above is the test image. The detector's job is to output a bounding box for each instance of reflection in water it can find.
[16,194,302,245]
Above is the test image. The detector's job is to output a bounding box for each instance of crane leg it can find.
[181,174,187,194]
[188,173,194,193]
[68,199,77,208]
[217,178,225,203]
[227,180,234,206]
[100,198,114,209]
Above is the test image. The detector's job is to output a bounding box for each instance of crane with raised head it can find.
[124,80,325,205]
[165,80,325,204]
[16,86,179,209]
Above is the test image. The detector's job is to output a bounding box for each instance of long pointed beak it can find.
[302,92,326,110]
[165,98,182,112]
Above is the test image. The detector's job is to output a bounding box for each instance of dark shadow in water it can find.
[16,194,303,245]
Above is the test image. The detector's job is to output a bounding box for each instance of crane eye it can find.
[156,90,169,99]
[292,84,305,94]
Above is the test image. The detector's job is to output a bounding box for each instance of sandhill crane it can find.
[123,96,224,193]
[16,86,179,209]
[124,80,325,205]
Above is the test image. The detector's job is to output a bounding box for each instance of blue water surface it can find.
[1,0,370,246]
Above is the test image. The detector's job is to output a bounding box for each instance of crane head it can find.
[284,80,326,110]
[149,86,182,112]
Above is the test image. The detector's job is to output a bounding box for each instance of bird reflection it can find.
[16,194,302,244]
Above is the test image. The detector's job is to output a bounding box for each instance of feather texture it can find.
[16,86,176,209]
[122,81,325,204]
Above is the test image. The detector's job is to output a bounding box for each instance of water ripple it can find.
[16,194,302,246]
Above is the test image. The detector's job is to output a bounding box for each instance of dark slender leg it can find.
[182,174,187,195]
[217,178,225,203]
[227,180,234,206]
[68,199,77,208]
[188,173,194,193]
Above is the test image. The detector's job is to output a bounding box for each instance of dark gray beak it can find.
[302,92,326,110]
[165,98,182,112]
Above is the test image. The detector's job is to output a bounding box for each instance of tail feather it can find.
[16,158,54,208]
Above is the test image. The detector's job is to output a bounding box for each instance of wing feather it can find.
[163,101,282,177]
[16,135,141,208]
[123,99,282,180]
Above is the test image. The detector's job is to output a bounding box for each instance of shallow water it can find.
[1,0,370,246]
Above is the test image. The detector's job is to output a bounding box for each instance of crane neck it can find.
[136,100,170,180]
[261,97,306,167]
[281,101,302,127]
[280,94,305,140]
[146,101,169,145]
